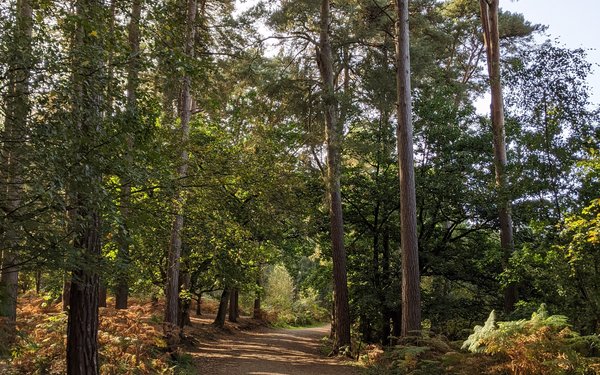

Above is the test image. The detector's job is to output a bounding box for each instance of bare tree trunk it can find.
[35,271,42,294]
[253,275,262,319]
[214,289,230,328]
[394,0,421,337]
[67,213,101,375]
[0,0,33,326]
[98,284,107,308]
[62,275,70,312]
[115,0,143,311]
[228,289,238,323]
[195,294,202,316]
[164,0,197,347]
[479,0,516,313]
[317,0,351,352]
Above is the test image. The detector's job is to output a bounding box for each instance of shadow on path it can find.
[189,318,360,375]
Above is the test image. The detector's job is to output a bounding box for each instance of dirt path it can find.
[190,318,361,375]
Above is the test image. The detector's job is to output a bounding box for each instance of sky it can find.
[501,0,600,105]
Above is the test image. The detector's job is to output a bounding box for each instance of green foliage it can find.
[461,310,497,353]
[262,264,328,327]
[462,305,600,374]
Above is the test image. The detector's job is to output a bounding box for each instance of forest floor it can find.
[186,314,362,375]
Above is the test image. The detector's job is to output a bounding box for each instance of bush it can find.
[263,264,328,327]
[462,304,600,374]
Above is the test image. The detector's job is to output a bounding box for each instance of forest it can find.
[0,0,599,374]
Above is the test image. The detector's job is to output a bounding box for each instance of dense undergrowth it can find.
[0,295,194,374]
[363,305,600,375]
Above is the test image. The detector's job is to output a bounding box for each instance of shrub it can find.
[462,304,600,374]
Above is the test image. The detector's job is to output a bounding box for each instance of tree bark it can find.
[394,0,421,337]
[0,0,32,326]
[317,0,351,352]
[196,294,202,316]
[214,289,230,328]
[35,271,42,295]
[479,0,516,313]
[98,284,107,308]
[62,276,71,312]
[228,289,238,323]
[65,0,105,372]
[67,213,101,375]
[164,0,197,347]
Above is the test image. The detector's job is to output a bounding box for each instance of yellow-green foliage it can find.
[463,304,600,374]
[263,264,328,326]
[4,297,176,374]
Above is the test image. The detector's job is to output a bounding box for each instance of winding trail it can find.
[190,320,361,375]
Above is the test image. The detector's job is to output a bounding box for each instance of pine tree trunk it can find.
[115,0,142,312]
[0,0,32,326]
[394,0,421,337]
[214,289,230,328]
[479,0,516,313]
[317,0,351,352]
[65,0,105,372]
[164,0,197,346]
[67,213,101,375]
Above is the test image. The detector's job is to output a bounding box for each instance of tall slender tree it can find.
[479,0,516,312]
[164,0,198,346]
[316,0,351,351]
[66,0,106,372]
[0,0,32,326]
[394,0,421,336]
[115,0,143,311]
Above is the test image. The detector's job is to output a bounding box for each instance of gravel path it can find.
[191,322,361,375]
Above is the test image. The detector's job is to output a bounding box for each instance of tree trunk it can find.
[380,226,392,344]
[196,294,202,316]
[62,276,71,312]
[35,271,42,294]
[67,213,101,375]
[479,0,516,313]
[0,0,33,326]
[115,0,142,312]
[178,271,191,329]
[164,0,197,347]
[317,0,351,352]
[229,289,238,323]
[98,284,107,308]
[65,0,105,372]
[214,289,230,328]
[394,0,421,337]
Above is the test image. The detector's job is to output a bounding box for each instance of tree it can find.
[316,0,352,351]
[394,0,421,336]
[0,0,32,326]
[115,0,143,311]
[164,0,197,347]
[479,0,516,313]
[66,0,107,372]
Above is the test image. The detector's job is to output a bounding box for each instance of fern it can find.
[462,304,597,374]
[461,310,497,353]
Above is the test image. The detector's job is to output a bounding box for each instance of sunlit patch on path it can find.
[189,318,360,375]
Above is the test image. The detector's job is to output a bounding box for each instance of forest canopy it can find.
[0,0,599,374]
